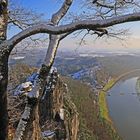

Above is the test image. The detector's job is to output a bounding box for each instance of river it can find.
[107,76,140,140]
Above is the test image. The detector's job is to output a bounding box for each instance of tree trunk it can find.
[0,0,8,139]
[0,0,8,42]
[0,53,9,140]
[39,35,60,122]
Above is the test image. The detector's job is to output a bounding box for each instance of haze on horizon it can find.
[10,0,140,53]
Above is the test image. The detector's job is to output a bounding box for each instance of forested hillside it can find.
[98,55,140,77]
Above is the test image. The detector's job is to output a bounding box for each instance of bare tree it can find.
[0,0,140,139]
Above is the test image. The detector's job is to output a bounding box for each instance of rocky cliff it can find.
[8,64,79,140]
[39,73,79,140]
[8,63,120,140]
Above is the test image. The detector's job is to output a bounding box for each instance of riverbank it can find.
[107,76,140,140]
[99,77,124,140]
[99,69,140,140]
[99,78,116,123]
[136,77,140,93]
[63,77,123,140]
[99,69,140,122]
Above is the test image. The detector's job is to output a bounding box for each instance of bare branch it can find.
[44,0,73,68]
[3,12,140,51]
[8,1,44,29]
[51,0,73,25]
[59,31,73,41]
[79,30,90,45]
[93,28,108,37]
[96,1,116,9]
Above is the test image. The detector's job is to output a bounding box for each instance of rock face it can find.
[40,74,79,140]
[9,68,79,140]
[63,87,79,140]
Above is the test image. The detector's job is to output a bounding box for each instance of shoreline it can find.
[99,69,140,120]
[98,69,140,139]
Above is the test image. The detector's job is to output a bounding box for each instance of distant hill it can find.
[97,55,140,77]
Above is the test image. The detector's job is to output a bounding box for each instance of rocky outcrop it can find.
[8,67,79,140]
[63,85,79,140]
[40,72,79,140]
